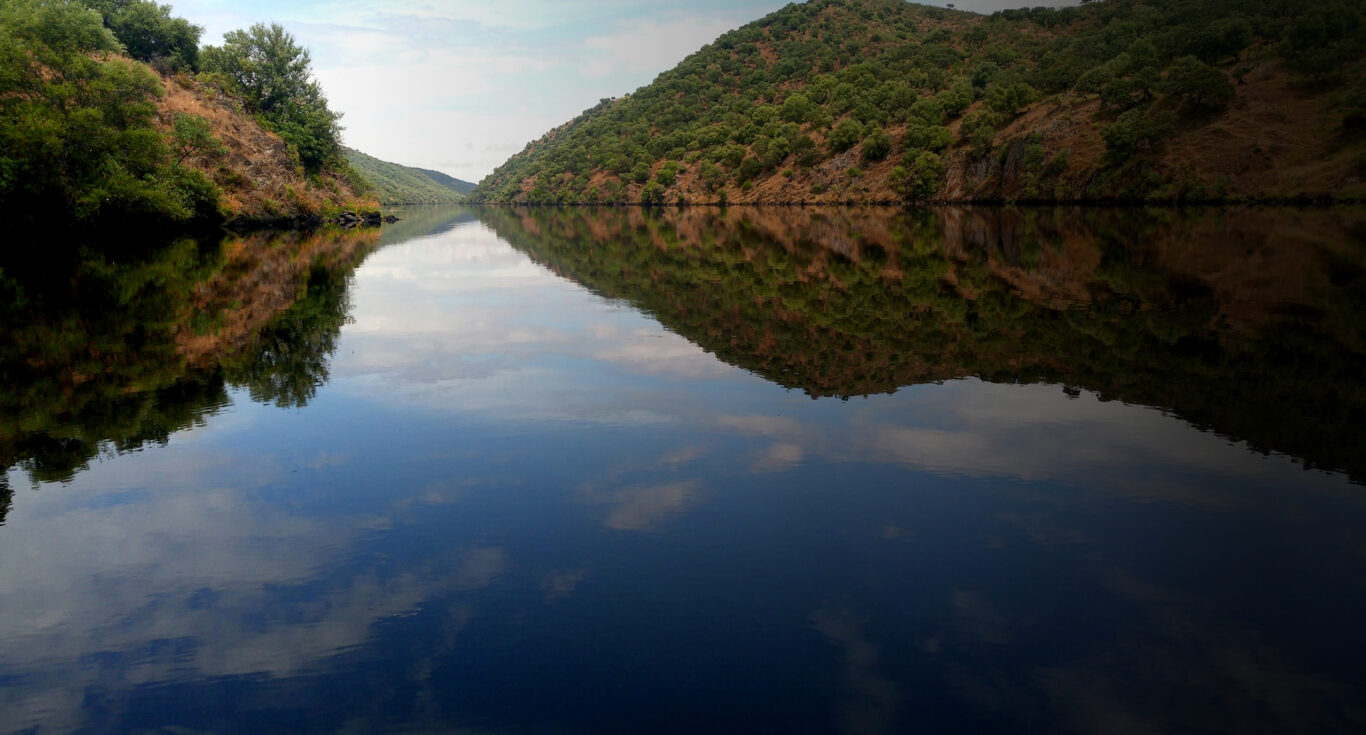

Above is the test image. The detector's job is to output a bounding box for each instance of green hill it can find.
[470,0,1366,205]
[344,148,472,204]
[0,1,371,232]
[413,166,476,196]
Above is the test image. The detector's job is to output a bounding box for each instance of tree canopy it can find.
[81,0,202,71]
[0,1,356,230]
[0,0,218,228]
[201,23,343,172]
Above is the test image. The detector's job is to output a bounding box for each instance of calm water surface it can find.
[1,206,1364,734]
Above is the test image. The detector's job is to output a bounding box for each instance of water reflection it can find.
[477,205,1366,483]
[1,206,1364,734]
[0,228,379,487]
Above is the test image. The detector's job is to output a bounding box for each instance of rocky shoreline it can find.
[223,210,399,232]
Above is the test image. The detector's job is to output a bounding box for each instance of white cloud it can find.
[750,442,805,473]
[0,443,509,733]
[592,331,736,379]
[593,480,703,531]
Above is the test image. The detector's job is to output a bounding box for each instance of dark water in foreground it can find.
[1,206,1364,734]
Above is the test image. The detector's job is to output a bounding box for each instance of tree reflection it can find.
[478,205,1366,483]
[0,228,378,486]
[222,263,351,408]
[0,472,10,525]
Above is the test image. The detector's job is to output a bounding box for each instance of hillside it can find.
[471,0,1366,205]
[0,1,375,232]
[159,75,375,224]
[414,167,476,196]
[344,148,472,204]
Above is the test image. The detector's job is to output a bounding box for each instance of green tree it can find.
[780,93,815,123]
[201,23,342,171]
[170,113,227,164]
[985,81,1038,116]
[903,122,954,152]
[1161,56,1234,112]
[1102,108,1176,163]
[861,126,892,161]
[0,0,218,227]
[827,118,865,154]
[83,0,202,71]
[960,109,1004,155]
[640,180,666,204]
[1192,17,1252,64]
[1279,3,1365,81]
[900,151,945,199]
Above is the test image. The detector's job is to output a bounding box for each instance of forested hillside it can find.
[471,0,1366,204]
[413,167,476,196]
[0,0,374,231]
[343,148,471,204]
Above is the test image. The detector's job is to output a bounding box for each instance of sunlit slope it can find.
[471,0,1366,204]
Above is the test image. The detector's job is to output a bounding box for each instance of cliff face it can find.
[155,74,375,224]
[471,0,1366,205]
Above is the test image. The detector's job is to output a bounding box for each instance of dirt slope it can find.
[155,74,375,223]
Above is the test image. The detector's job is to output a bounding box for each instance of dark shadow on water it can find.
[0,227,382,486]
[476,205,1366,483]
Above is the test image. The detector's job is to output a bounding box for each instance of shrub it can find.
[94,0,202,71]
[894,152,945,199]
[654,161,680,187]
[827,118,865,153]
[985,81,1038,116]
[170,113,227,164]
[1161,56,1234,113]
[861,127,892,161]
[780,93,815,123]
[1045,148,1070,177]
[903,123,954,152]
[960,109,1004,155]
[1102,108,1176,163]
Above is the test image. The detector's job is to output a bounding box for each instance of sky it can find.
[168,1,1063,182]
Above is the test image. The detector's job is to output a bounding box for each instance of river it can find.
[1,205,1363,734]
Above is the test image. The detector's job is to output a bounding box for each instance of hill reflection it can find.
[477,205,1366,483]
[0,228,380,490]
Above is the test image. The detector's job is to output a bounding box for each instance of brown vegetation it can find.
[175,227,380,366]
[155,74,376,223]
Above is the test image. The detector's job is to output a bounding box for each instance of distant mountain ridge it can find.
[471,0,1366,204]
[344,148,475,204]
[413,167,476,196]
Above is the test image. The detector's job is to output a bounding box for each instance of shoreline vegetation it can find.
[0,0,383,236]
[462,196,1363,207]
[471,0,1366,206]
[4,0,1365,237]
